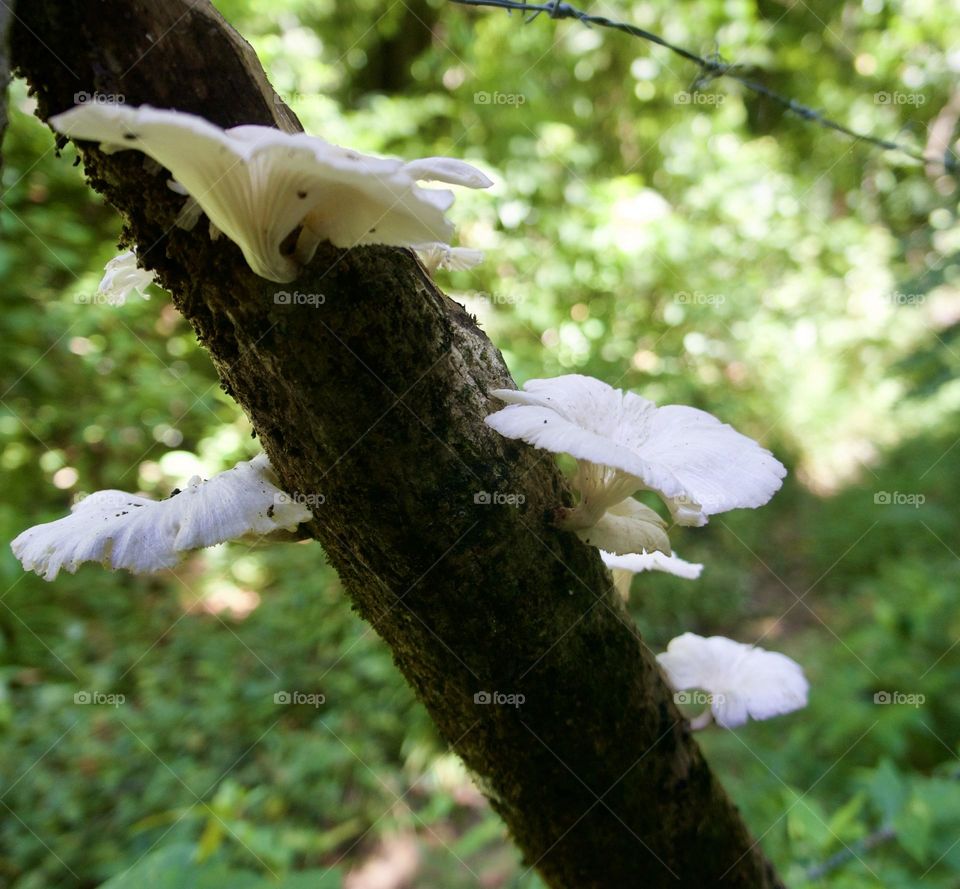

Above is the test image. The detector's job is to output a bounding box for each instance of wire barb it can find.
[451,0,958,174]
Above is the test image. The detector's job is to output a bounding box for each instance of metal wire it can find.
[451,0,958,174]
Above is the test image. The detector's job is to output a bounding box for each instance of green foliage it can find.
[97,843,342,889]
[1,0,959,886]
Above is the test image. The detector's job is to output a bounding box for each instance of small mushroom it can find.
[97,249,156,305]
[415,243,485,274]
[50,104,493,284]
[11,454,312,581]
[600,549,703,598]
[656,633,809,729]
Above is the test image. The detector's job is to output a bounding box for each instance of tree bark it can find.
[11,2,786,886]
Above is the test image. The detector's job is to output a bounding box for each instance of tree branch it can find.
[11,1,785,885]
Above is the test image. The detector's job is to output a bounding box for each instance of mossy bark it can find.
[11,3,786,886]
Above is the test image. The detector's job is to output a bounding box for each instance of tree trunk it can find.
[10,2,786,886]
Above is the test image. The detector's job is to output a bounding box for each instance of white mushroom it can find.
[97,249,156,305]
[403,157,493,189]
[416,243,485,273]
[600,548,702,598]
[572,498,670,556]
[656,633,809,729]
[50,104,493,284]
[484,374,786,529]
[11,454,312,581]
[601,549,703,580]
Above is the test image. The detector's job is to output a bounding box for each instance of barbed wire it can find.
[451,0,958,174]
[804,825,896,881]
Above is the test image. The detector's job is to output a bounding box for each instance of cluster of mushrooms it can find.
[12,103,808,731]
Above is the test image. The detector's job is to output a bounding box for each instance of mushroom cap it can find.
[98,250,156,305]
[486,374,786,525]
[415,244,485,273]
[403,157,494,189]
[656,633,809,728]
[51,104,491,283]
[11,454,312,580]
[572,498,670,556]
[600,549,703,580]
